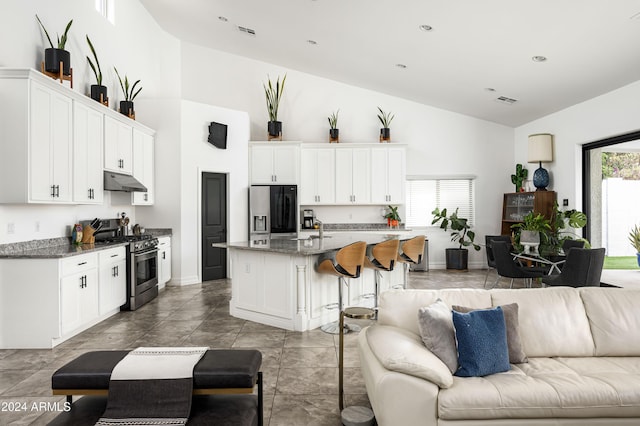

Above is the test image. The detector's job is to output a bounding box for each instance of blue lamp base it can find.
[533,162,549,191]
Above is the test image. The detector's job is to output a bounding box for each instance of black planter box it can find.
[44,48,71,75]
[446,248,468,270]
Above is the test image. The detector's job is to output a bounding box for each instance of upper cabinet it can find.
[335,147,371,204]
[249,142,300,184]
[301,148,335,204]
[371,146,406,204]
[104,116,133,174]
[132,129,154,205]
[73,102,104,204]
[0,74,73,203]
[0,69,155,205]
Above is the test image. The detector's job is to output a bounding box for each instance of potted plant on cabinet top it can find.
[377,107,394,142]
[328,109,339,143]
[384,205,401,228]
[629,224,640,267]
[114,67,142,119]
[36,14,73,76]
[263,74,286,141]
[86,35,107,105]
[432,207,481,270]
[511,163,528,192]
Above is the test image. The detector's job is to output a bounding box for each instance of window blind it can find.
[406,178,475,227]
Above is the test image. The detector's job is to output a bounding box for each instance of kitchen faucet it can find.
[316,219,324,239]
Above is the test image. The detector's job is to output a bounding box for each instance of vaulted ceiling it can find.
[140,0,640,126]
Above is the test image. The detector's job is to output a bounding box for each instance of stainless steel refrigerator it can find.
[249,185,297,239]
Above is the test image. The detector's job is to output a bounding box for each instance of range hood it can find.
[103,171,147,192]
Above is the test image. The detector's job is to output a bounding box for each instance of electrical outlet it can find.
[7,223,15,234]
[563,199,569,207]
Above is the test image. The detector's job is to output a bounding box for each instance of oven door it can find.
[132,247,158,296]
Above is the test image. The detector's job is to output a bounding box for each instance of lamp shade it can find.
[528,133,553,163]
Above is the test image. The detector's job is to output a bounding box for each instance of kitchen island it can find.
[223,232,423,331]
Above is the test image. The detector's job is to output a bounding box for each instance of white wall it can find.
[136,100,249,284]
[0,0,180,245]
[180,43,515,268]
[514,80,640,214]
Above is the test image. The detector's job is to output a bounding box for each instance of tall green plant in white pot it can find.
[36,14,73,76]
[263,74,286,140]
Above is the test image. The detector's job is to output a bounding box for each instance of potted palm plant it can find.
[328,109,339,143]
[263,74,286,140]
[114,67,142,119]
[377,107,394,142]
[629,225,640,267]
[432,207,481,270]
[36,15,73,76]
[86,35,107,104]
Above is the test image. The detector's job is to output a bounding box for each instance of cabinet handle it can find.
[77,261,87,266]
[144,193,148,201]
[162,252,166,260]
[56,185,60,197]
[110,254,118,258]
[51,185,55,198]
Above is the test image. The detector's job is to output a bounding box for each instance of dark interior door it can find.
[202,172,227,281]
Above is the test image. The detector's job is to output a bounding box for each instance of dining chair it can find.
[542,248,606,287]
[483,235,513,288]
[492,241,547,288]
[562,239,585,254]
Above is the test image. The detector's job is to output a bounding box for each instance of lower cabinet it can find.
[0,249,127,349]
[158,236,172,289]
[98,247,127,315]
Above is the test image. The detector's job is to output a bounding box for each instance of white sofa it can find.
[358,287,640,426]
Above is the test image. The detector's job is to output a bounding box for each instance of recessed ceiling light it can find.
[395,63,407,69]
[418,24,433,32]
[218,16,228,22]
[532,56,547,62]
[306,39,318,45]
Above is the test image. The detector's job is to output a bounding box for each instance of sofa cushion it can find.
[366,325,453,389]
[579,288,640,356]
[417,299,458,373]
[453,303,528,364]
[379,289,492,336]
[438,357,640,420]
[490,287,595,357]
[452,307,510,377]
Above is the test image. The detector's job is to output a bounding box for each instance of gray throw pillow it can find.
[417,299,458,373]
[452,303,528,364]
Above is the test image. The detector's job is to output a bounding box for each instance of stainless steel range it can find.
[81,218,159,310]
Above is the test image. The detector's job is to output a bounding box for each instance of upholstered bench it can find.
[51,349,263,426]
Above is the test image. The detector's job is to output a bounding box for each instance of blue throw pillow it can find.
[452,306,510,377]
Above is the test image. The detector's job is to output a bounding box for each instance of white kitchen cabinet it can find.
[132,129,155,205]
[335,147,371,204]
[157,236,172,289]
[300,148,335,204]
[98,247,127,315]
[0,72,72,203]
[371,146,406,204]
[73,102,104,204]
[249,143,300,184]
[104,115,133,174]
[60,254,99,336]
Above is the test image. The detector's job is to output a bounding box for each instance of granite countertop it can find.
[220,232,426,256]
[0,240,129,259]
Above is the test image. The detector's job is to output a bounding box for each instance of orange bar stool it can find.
[316,241,367,334]
[395,235,426,289]
[363,239,400,310]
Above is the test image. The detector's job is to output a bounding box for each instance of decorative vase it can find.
[380,128,390,143]
[90,85,108,104]
[119,101,134,118]
[44,48,71,75]
[329,128,339,143]
[268,120,282,140]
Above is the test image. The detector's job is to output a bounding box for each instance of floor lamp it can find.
[339,307,375,426]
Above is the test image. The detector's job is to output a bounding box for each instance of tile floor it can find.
[0,269,522,425]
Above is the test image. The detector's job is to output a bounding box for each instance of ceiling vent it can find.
[495,96,518,105]
[237,26,256,36]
